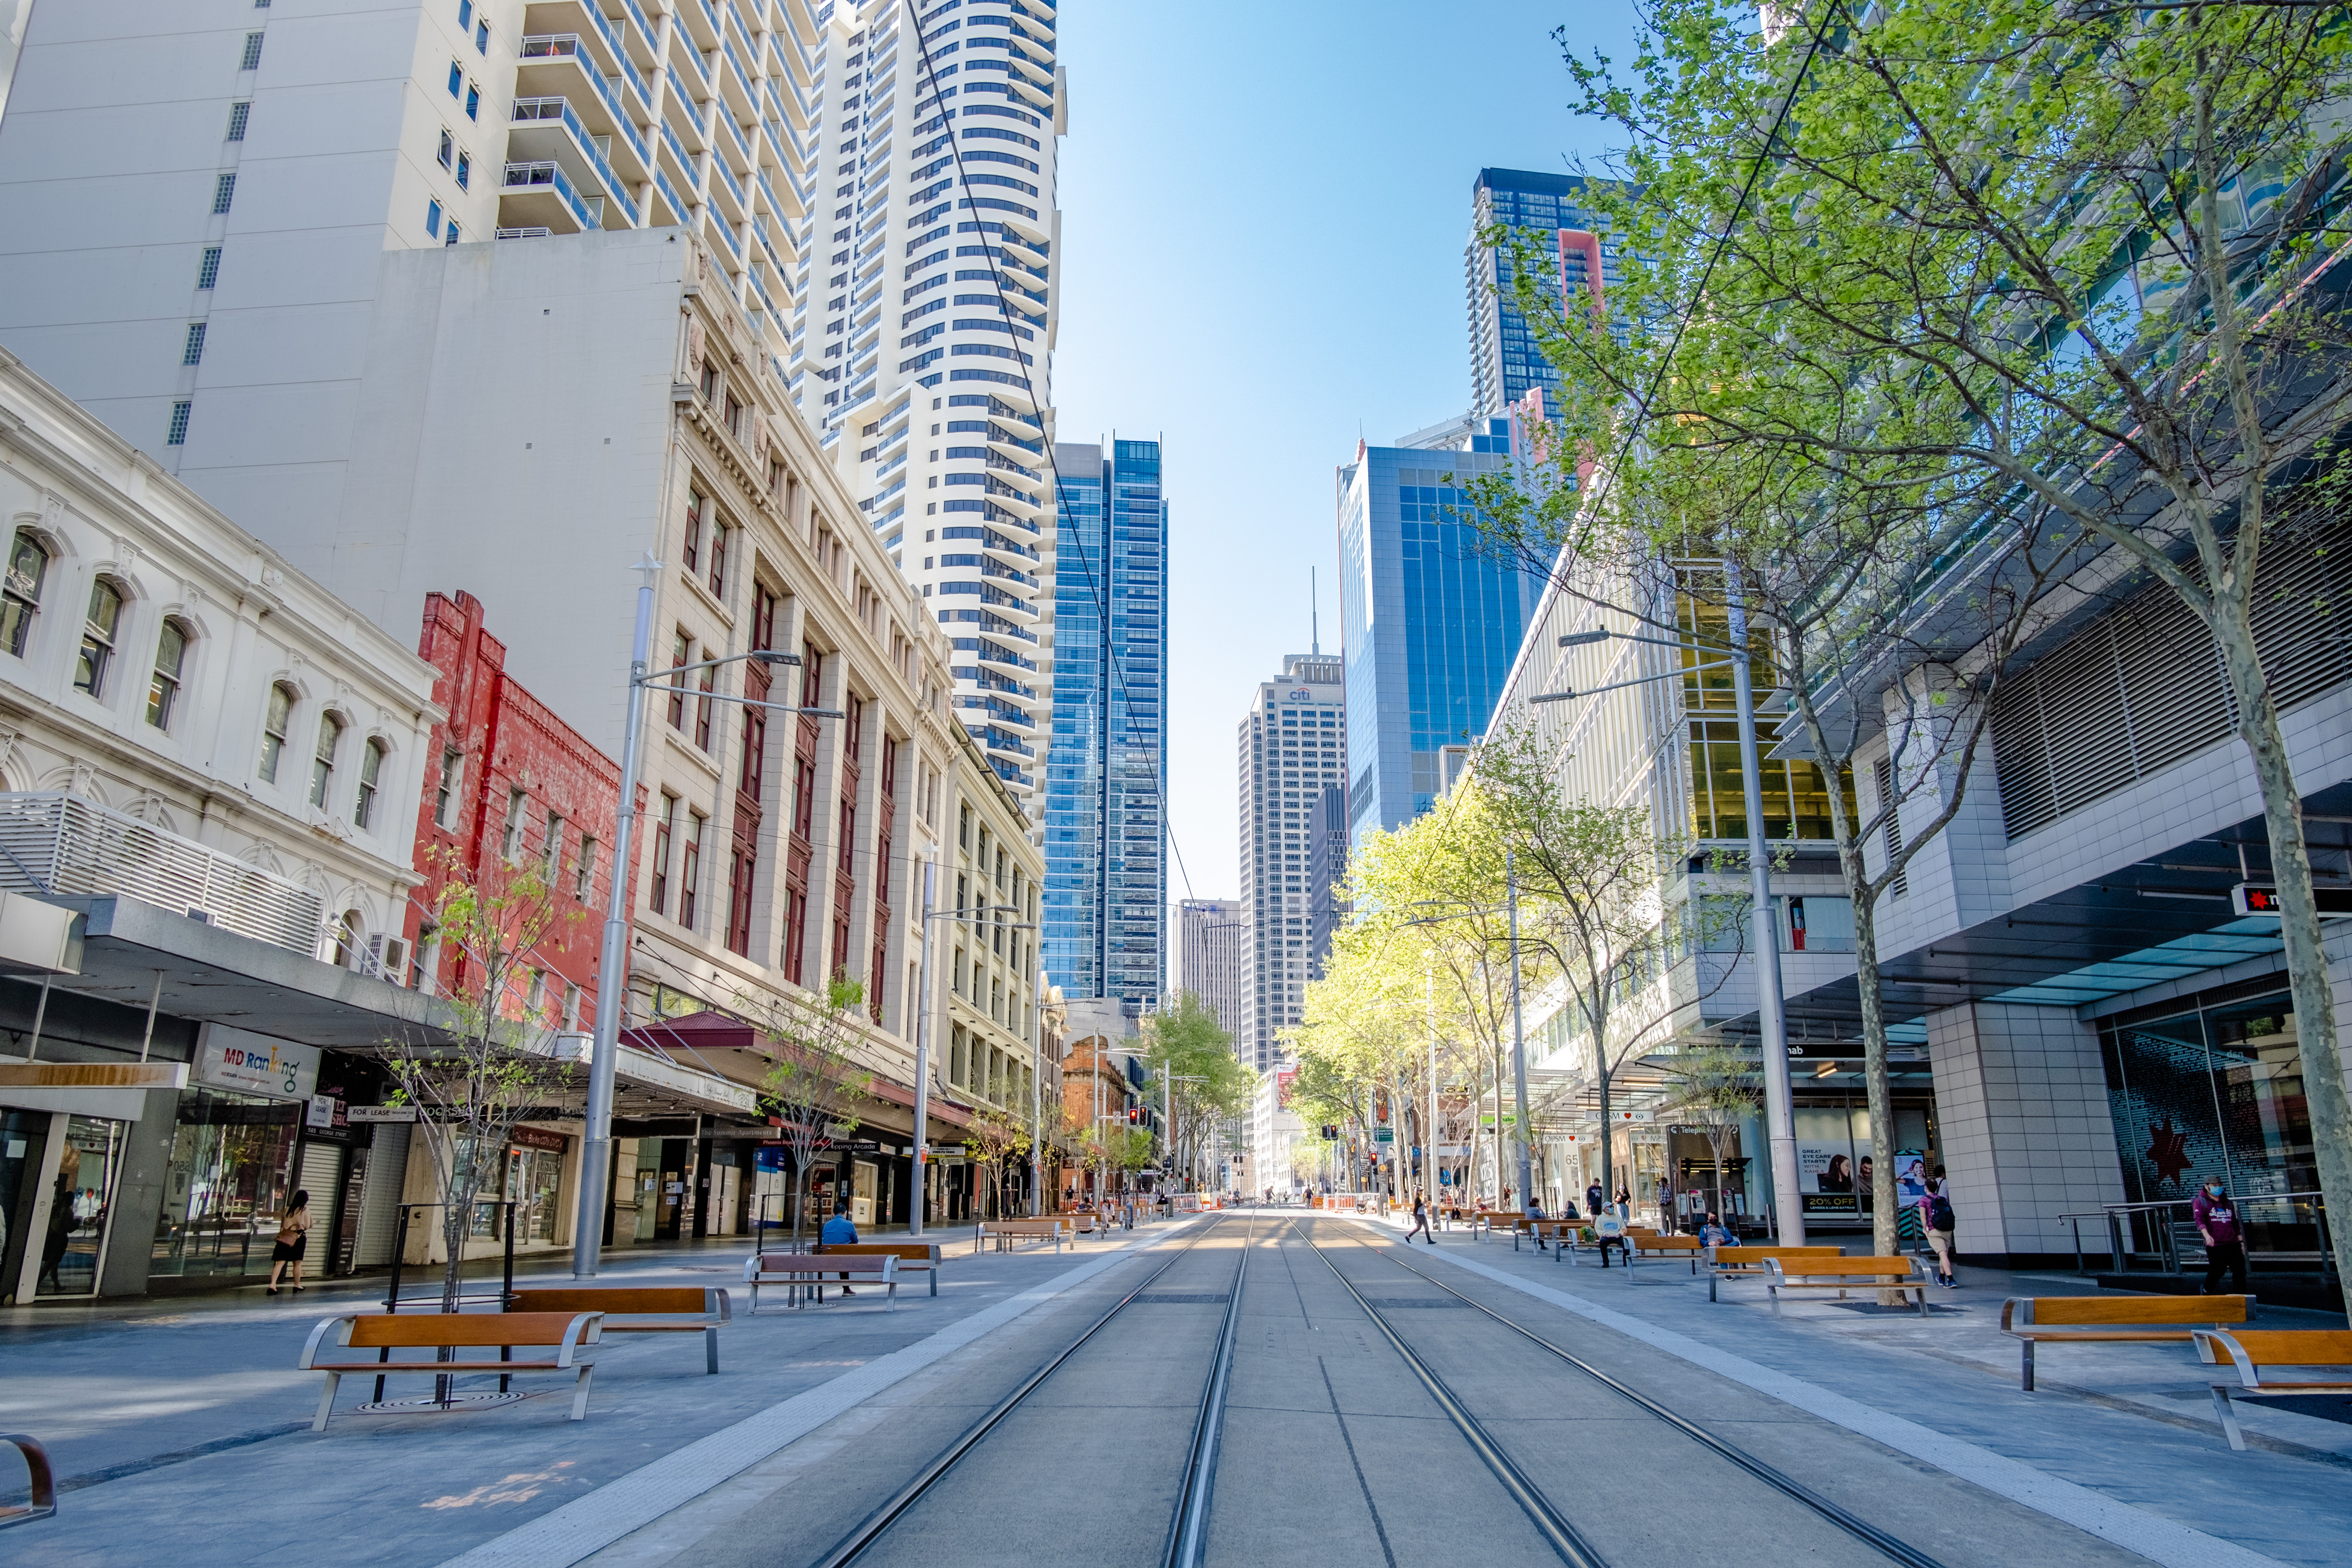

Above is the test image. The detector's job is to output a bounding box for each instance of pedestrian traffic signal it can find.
[1321,1125,1339,1140]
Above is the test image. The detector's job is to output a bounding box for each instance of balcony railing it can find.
[0,793,326,957]
[503,161,603,230]
[510,98,641,225]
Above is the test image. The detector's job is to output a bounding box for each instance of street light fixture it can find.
[1530,614,1805,1244]
[572,555,853,1280]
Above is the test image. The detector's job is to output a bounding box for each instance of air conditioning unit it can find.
[363,933,411,982]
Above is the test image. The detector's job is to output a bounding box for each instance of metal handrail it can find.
[2059,1191,2331,1277]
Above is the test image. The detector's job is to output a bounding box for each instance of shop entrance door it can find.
[851,1160,877,1228]
[654,1139,688,1241]
[0,1109,52,1305]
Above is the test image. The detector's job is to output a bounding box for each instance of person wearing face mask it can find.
[2191,1178,2248,1296]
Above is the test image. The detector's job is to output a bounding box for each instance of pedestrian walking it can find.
[2193,1179,2250,1296]
[1926,1189,1958,1286]
[1586,1180,1605,1219]
[1656,1176,1675,1232]
[266,1188,311,1295]
[821,1200,860,1295]
[1405,1191,1434,1245]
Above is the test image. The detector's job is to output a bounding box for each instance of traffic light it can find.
[1128,1106,1143,1124]
[1321,1124,1339,1140]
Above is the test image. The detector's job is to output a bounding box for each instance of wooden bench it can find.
[978,1217,1070,1253]
[2193,1329,2352,1449]
[2000,1293,2251,1392]
[1471,1210,1517,1242]
[0,1434,54,1529]
[816,1241,945,1297]
[509,1288,731,1375]
[744,1251,900,1311]
[1708,1246,1843,1302]
[299,1311,602,1429]
[1764,1256,1932,1317]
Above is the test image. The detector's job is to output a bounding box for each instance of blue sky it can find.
[1048,1,1642,909]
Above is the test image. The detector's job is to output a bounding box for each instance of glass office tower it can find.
[1338,419,1547,848]
[1043,438,1167,1019]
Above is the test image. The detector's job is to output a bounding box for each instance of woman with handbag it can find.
[266,1189,311,1295]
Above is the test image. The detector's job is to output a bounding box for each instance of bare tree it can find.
[745,975,874,1246]
[1662,1045,1760,1229]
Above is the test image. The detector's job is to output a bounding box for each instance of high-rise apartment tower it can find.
[1041,438,1167,1016]
[1238,654,1344,1072]
[1466,169,1625,417]
[803,0,1063,807]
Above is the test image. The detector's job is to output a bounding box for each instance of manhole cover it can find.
[1131,1293,1230,1305]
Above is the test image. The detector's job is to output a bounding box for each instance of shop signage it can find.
[194,1028,318,1101]
[511,1125,568,1152]
[348,1104,417,1123]
[1612,1109,1654,1124]
[306,1094,337,1129]
[1374,1127,1394,1143]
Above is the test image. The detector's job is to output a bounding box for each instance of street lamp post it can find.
[572,560,847,1279]
[1533,615,1804,1243]
[1505,850,1534,1216]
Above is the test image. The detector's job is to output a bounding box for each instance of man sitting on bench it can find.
[821,1201,861,1296]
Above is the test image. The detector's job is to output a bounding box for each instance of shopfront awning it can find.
[38,894,465,1048]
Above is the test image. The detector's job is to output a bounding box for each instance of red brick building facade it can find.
[405,590,634,1027]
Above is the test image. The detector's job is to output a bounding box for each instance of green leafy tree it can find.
[963,1104,1031,1219]
[1501,0,2352,1259]
[746,975,873,1246]
[1661,1045,1760,1228]
[382,848,583,1313]
[1143,991,1254,1189]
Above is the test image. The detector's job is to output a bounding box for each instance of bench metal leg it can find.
[2021,1340,2036,1393]
[1915,1288,1928,1318]
[570,1365,596,1423]
[886,1281,897,1312]
[1709,1275,1718,1302]
[313,1372,342,1432]
[706,1326,720,1375]
[1769,1288,1782,1319]
[930,1269,938,1297]
[2210,1384,2249,1450]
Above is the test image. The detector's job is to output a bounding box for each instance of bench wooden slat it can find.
[1764,1256,1930,1318]
[2000,1295,2250,1391]
[509,1288,730,1374]
[1707,1246,1843,1300]
[746,1251,900,1312]
[817,1242,945,1295]
[344,1311,596,1350]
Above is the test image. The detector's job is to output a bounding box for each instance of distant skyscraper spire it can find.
[1311,567,1320,656]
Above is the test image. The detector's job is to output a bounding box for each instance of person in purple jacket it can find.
[2192,1179,2249,1296]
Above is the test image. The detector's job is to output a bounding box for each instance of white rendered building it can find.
[0,0,817,513]
[1248,1061,1302,1196]
[1237,654,1344,1073]
[0,349,440,964]
[797,0,1063,808]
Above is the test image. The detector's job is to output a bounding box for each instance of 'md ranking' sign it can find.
[194,1025,319,1102]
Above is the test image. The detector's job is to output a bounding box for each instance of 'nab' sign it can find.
[2235,884,2352,918]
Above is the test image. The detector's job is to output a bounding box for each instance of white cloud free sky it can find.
[1045,1,1643,921]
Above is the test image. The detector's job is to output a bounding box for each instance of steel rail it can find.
[1299,1223,1605,1568]
[1352,1225,1952,1568]
[809,1215,1250,1568]
[1165,1213,1254,1568]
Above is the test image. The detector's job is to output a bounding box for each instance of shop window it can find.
[152,1088,300,1280]
[31,1116,124,1298]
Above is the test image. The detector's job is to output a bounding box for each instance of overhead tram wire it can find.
[808,1212,1255,1568]
[905,7,1198,902]
[1348,1222,1952,1568]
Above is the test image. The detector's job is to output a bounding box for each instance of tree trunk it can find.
[2213,600,2352,1278]
[1844,847,1902,1285]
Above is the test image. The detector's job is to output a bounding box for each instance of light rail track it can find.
[810,1212,1254,1568]
[1307,1221,1952,1568]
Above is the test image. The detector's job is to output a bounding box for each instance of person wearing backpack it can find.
[1926,1188,1958,1286]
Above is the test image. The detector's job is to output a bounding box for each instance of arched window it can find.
[310,712,343,808]
[146,619,190,730]
[1,531,49,658]
[333,910,363,969]
[353,738,386,829]
[258,683,295,782]
[74,578,125,696]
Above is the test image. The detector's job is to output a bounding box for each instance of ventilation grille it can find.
[1873,757,1907,897]
[1992,493,2352,841]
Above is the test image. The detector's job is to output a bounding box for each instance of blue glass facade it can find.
[1339,422,1546,847]
[1469,168,1626,416]
[1044,439,1167,1017]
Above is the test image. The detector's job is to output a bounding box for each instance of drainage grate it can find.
[1362,1298,1469,1309]
[1131,1293,1231,1305]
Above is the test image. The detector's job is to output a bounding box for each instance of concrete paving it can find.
[0,1217,1194,1567]
[8,1206,2347,1567]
